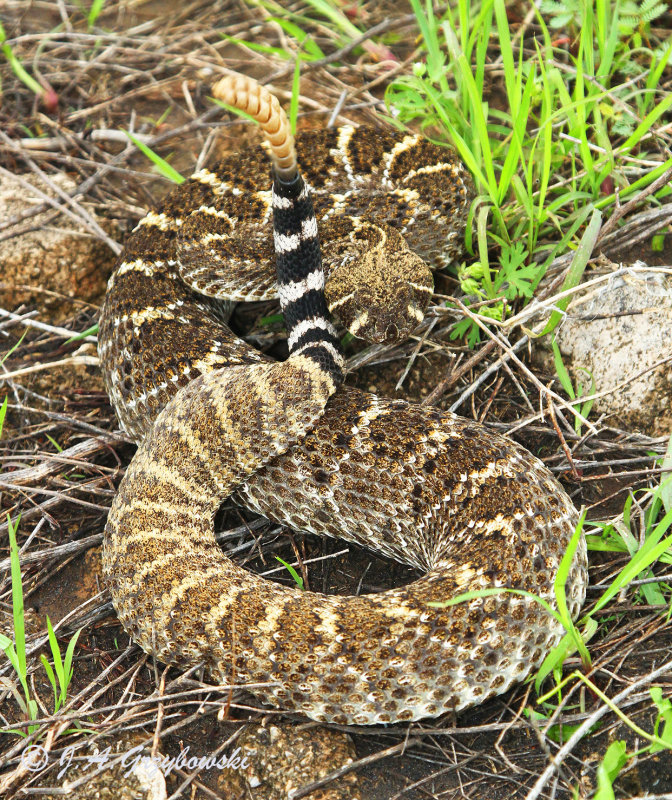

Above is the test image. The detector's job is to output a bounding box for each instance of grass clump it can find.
[383,0,671,343]
[0,514,83,737]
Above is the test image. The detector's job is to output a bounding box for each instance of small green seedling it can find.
[275,556,304,589]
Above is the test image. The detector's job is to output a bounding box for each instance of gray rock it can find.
[541,264,672,436]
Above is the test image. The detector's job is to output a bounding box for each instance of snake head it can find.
[323,219,434,344]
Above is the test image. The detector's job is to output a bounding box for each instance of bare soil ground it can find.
[1,2,672,798]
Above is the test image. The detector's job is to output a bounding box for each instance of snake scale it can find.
[99,74,588,726]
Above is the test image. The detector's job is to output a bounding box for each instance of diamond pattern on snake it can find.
[99,73,587,726]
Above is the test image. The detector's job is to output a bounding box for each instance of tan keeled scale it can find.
[99,73,588,725]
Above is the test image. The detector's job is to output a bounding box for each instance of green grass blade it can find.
[648,39,672,95]
[219,32,294,61]
[275,556,304,590]
[621,91,672,155]
[498,63,535,205]
[40,655,58,710]
[0,22,44,98]
[45,434,63,453]
[302,0,362,40]
[5,513,35,719]
[0,394,7,438]
[289,59,301,137]
[538,208,601,337]
[123,130,184,184]
[552,512,590,661]
[476,205,494,298]
[535,632,573,694]
[661,436,672,514]
[596,156,672,210]
[268,17,325,59]
[535,59,554,219]
[595,0,620,82]
[7,516,26,687]
[593,510,672,615]
[63,628,82,692]
[551,337,576,400]
[0,639,21,676]
[1,329,27,366]
[441,23,497,199]
[428,587,556,619]
[45,616,65,689]
[493,0,517,117]
[210,96,259,126]
[87,0,106,28]
[65,323,98,345]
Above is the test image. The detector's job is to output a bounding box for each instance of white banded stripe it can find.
[382,135,422,187]
[287,316,339,350]
[273,216,319,254]
[136,211,182,231]
[190,168,238,195]
[277,269,324,307]
[326,290,355,312]
[335,126,357,188]
[348,311,369,336]
[195,204,233,221]
[409,281,434,294]
[404,162,463,181]
[292,339,345,369]
[115,259,165,277]
[407,304,424,322]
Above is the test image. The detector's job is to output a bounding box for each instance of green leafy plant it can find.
[527,463,672,761]
[249,0,393,60]
[563,685,672,796]
[594,739,628,800]
[427,452,672,732]
[650,686,672,751]
[542,0,667,33]
[524,707,593,743]
[562,685,672,797]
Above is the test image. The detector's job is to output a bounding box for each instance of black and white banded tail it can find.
[272,173,345,388]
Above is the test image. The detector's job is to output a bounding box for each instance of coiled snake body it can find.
[100,75,587,725]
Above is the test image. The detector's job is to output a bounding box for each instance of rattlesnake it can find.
[99,74,588,726]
